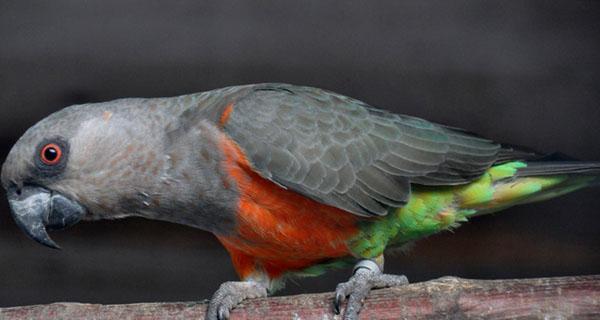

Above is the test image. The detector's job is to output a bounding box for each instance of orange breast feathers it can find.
[216,134,360,279]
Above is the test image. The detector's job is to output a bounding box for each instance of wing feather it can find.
[222,84,503,216]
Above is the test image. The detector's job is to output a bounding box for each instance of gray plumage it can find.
[2,83,598,320]
[222,84,504,216]
[2,83,519,224]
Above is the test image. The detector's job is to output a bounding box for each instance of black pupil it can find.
[44,147,58,161]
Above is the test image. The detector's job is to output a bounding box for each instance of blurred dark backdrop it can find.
[1,0,599,307]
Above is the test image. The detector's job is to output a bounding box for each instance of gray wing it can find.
[222,84,501,217]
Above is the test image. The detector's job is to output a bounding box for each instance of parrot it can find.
[2,83,599,320]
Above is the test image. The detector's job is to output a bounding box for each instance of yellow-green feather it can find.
[349,161,594,258]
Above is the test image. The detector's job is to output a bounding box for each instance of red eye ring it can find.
[40,143,62,165]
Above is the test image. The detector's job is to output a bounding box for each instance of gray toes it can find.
[206,281,268,320]
[342,269,372,320]
[334,281,352,314]
[333,268,409,320]
[372,273,409,288]
[217,306,230,320]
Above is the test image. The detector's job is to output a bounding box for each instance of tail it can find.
[367,160,600,252]
[461,160,600,214]
[517,161,600,180]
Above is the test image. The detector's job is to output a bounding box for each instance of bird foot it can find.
[206,280,268,320]
[334,260,409,320]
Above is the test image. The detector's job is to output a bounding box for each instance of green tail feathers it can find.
[350,160,600,259]
[458,161,599,213]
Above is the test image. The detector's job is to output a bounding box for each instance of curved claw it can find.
[333,259,409,320]
[333,291,345,314]
[217,306,230,320]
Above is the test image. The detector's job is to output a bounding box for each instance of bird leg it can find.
[334,257,409,320]
[206,279,268,320]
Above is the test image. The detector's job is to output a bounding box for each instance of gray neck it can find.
[133,119,240,235]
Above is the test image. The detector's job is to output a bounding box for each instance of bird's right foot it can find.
[334,259,409,320]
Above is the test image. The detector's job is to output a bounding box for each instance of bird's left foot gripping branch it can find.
[2,83,599,320]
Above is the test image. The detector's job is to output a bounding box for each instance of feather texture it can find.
[223,84,504,216]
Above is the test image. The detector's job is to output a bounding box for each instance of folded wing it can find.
[223,84,503,217]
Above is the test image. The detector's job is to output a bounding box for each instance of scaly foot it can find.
[334,259,409,320]
[206,280,268,320]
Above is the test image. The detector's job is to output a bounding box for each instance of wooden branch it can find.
[1,275,599,319]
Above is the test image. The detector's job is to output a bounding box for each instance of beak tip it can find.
[20,228,62,250]
[8,186,83,250]
[41,239,62,250]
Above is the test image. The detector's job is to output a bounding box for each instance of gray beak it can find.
[7,185,86,249]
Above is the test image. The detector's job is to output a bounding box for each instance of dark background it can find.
[1,0,599,307]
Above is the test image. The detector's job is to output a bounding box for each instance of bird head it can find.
[1,99,172,248]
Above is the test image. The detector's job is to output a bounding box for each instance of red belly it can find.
[217,134,359,279]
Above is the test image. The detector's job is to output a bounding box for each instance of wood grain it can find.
[1,275,598,319]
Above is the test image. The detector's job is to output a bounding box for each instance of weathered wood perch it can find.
[1,275,598,319]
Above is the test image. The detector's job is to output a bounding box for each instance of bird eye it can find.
[40,143,62,165]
